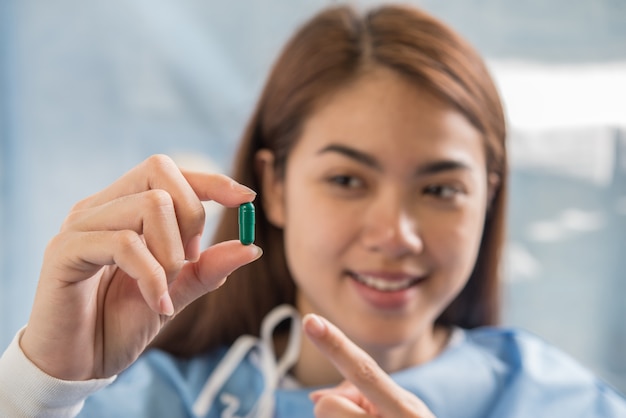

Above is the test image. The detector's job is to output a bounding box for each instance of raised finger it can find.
[303,314,414,417]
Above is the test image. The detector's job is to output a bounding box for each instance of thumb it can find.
[168,240,262,312]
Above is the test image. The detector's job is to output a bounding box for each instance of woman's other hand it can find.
[304,314,435,418]
[20,155,261,381]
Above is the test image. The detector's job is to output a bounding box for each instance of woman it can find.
[1,4,624,417]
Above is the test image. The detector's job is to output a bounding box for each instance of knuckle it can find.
[147,261,167,282]
[162,256,185,278]
[114,230,144,253]
[69,196,92,212]
[154,239,185,274]
[145,154,177,175]
[313,396,337,417]
[188,202,206,228]
[45,232,70,256]
[354,356,380,385]
[59,214,78,233]
[144,188,174,209]
[62,205,88,227]
[61,199,91,231]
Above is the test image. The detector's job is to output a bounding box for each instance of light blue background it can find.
[1,0,625,393]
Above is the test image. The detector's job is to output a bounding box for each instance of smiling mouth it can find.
[349,272,423,292]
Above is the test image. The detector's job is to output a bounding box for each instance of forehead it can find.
[295,67,486,168]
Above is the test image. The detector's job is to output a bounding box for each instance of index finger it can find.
[182,170,256,208]
[303,314,425,417]
[75,155,256,259]
[81,155,255,209]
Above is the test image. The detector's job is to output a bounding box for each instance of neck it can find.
[292,322,451,387]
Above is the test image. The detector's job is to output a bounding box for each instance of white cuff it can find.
[0,327,116,418]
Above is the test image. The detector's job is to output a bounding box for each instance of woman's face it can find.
[261,66,490,356]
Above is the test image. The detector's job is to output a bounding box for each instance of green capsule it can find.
[238,202,255,245]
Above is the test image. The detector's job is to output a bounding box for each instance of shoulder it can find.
[462,327,575,361]
[458,327,626,415]
[393,327,626,417]
[461,327,594,377]
[457,326,598,385]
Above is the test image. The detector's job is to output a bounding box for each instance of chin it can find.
[345,316,430,352]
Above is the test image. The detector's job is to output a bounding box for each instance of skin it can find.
[304,313,435,418]
[259,66,492,415]
[20,155,262,380]
[17,66,491,417]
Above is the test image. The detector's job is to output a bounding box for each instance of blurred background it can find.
[1,0,625,393]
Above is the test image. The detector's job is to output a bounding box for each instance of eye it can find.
[327,175,365,189]
[424,184,460,199]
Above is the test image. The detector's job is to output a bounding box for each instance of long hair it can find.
[152,4,508,357]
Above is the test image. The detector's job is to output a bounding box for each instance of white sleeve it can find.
[0,327,116,418]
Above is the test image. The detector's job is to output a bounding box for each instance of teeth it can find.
[353,274,415,292]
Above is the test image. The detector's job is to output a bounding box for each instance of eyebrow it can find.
[317,143,472,176]
[318,144,380,169]
[416,159,471,175]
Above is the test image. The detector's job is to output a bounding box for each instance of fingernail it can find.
[251,245,263,261]
[185,234,202,262]
[159,292,175,317]
[304,314,326,338]
[309,391,322,403]
[232,180,256,196]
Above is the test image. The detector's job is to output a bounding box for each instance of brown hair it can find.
[153,4,507,357]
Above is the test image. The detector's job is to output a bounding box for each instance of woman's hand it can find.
[20,155,261,381]
[303,314,435,418]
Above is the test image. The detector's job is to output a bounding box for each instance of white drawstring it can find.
[192,305,302,418]
[191,335,257,416]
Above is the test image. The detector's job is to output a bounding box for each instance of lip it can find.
[350,270,426,289]
[347,270,426,310]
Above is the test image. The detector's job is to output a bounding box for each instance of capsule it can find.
[238,202,255,245]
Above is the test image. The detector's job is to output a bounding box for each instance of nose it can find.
[360,195,423,258]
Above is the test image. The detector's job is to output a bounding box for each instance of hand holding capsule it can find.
[20,155,261,381]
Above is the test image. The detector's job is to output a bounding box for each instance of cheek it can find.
[425,204,486,276]
[282,190,358,276]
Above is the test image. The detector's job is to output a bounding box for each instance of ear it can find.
[487,172,501,209]
[255,149,286,228]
